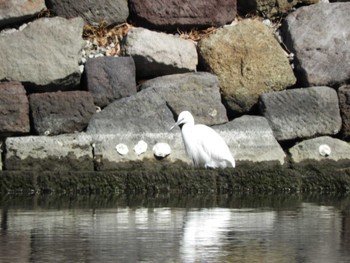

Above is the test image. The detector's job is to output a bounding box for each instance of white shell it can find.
[319,144,331,157]
[152,143,171,158]
[116,143,129,155]
[133,140,148,156]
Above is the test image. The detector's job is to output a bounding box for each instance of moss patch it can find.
[1,163,350,194]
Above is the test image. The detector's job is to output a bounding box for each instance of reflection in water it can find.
[0,194,350,263]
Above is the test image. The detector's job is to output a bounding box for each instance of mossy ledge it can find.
[1,161,350,195]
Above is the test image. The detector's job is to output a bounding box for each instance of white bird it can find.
[171,111,235,169]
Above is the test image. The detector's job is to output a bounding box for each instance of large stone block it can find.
[87,72,227,134]
[0,17,84,90]
[129,0,236,30]
[289,136,350,163]
[214,116,286,164]
[46,0,129,26]
[91,133,190,170]
[5,135,94,171]
[260,86,342,141]
[29,91,96,135]
[198,19,296,114]
[122,27,198,79]
[0,0,46,28]
[84,57,137,107]
[0,82,30,135]
[139,72,228,125]
[281,2,350,86]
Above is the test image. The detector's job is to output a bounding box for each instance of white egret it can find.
[171,111,235,169]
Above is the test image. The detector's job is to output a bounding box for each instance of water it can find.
[1,193,350,263]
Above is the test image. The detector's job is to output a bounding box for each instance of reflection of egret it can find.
[171,111,235,168]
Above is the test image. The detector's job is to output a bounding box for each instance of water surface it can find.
[1,193,350,263]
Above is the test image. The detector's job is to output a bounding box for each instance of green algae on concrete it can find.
[1,162,350,194]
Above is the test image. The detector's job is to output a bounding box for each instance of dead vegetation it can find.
[83,22,133,56]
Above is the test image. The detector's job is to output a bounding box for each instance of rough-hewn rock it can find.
[46,0,129,26]
[128,0,236,31]
[87,88,175,134]
[214,116,286,164]
[338,85,350,139]
[281,2,350,86]
[29,91,96,135]
[198,19,296,114]
[122,27,198,79]
[4,135,94,171]
[87,72,227,134]
[289,136,350,163]
[0,17,84,90]
[139,72,228,125]
[260,86,342,141]
[84,57,137,107]
[0,82,30,135]
[0,0,46,28]
[91,133,190,170]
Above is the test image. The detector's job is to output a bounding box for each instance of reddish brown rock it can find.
[29,91,96,135]
[0,82,30,135]
[339,85,350,139]
[129,0,237,31]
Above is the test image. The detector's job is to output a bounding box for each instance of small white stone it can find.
[263,19,272,27]
[19,23,29,31]
[133,140,148,156]
[79,65,84,73]
[319,144,331,157]
[152,143,171,158]
[116,143,129,155]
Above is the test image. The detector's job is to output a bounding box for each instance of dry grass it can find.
[177,27,218,42]
[83,22,133,56]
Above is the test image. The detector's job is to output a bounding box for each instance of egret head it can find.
[170,111,194,130]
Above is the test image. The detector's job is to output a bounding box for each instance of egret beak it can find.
[169,123,177,131]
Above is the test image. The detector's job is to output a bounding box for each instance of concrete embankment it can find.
[1,162,350,195]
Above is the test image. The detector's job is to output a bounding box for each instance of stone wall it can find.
[0,0,350,172]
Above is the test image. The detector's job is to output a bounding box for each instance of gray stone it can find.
[87,88,175,134]
[289,136,350,163]
[339,85,350,139]
[0,82,30,135]
[46,0,129,26]
[281,2,350,86]
[260,86,342,141]
[0,0,46,28]
[122,27,198,79]
[91,133,190,170]
[87,72,228,134]
[198,19,296,114]
[129,0,236,31]
[29,91,96,135]
[90,115,286,170]
[5,134,94,171]
[84,56,137,107]
[214,115,286,164]
[139,72,228,125]
[0,17,85,90]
